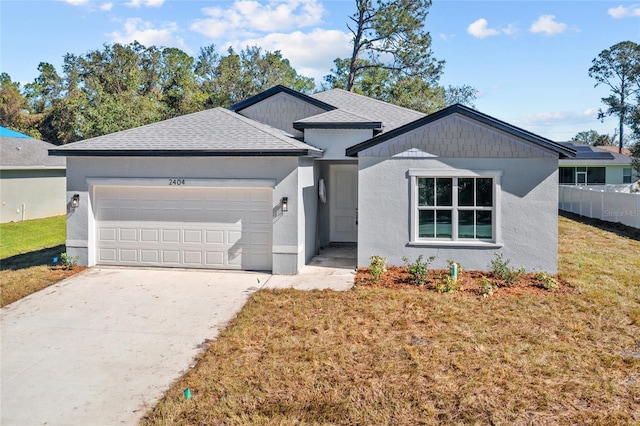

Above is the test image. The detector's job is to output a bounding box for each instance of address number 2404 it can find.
[169,179,185,186]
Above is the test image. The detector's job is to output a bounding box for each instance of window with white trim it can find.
[410,171,501,244]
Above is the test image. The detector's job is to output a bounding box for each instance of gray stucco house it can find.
[50,86,575,274]
[1,127,66,223]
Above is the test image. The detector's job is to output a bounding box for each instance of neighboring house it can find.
[557,142,636,185]
[1,127,66,223]
[50,86,574,274]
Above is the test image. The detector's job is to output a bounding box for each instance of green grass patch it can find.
[142,215,640,425]
[0,215,66,259]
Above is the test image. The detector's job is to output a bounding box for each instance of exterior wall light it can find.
[71,194,80,208]
[281,197,288,212]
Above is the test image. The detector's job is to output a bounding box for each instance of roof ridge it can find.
[317,88,427,116]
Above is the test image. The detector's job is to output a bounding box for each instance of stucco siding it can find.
[304,129,373,160]
[357,157,559,273]
[0,169,66,223]
[362,114,556,159]
[66,156,307,274]
[239,92,328,138]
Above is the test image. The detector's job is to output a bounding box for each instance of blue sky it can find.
[1,0,639,141]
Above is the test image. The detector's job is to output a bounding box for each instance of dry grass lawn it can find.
[142,214,640,425]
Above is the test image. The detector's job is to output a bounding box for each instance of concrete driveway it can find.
[0,267,269,425]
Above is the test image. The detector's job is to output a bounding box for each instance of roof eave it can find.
[49,149,322,158]
[293,122,383,131]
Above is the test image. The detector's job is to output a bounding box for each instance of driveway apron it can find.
[0,267,268,425]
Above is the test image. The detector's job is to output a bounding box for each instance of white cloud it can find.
[126,0,164,8]
[511,108,612,140]
[227,29,351,83]
[108,18,188,51]
[468,19,500,38]
[608,4,640,18]
[100,2,113,11]
[63,0,89,5]
[467,19,518,39]
[529,15,568,35]
[191,0,325,39]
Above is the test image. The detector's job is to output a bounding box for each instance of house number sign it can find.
[169,179,186,186]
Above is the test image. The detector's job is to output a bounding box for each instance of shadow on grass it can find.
[560,210,640,242]
[0,245,66,271]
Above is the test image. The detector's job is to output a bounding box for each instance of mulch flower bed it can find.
[355,266,578,297]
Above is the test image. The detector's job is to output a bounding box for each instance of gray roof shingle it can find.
[1,136,65,169]
[293,109,382,130]
[50,108,322,157]
[310,89,425,133]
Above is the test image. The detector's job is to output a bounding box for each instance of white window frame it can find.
[408,169,503,247]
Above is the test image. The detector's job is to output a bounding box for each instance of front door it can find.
[329,164,358,242]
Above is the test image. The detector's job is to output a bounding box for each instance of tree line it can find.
[0,0,480,145]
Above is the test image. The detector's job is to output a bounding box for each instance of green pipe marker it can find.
[184,388,192,399]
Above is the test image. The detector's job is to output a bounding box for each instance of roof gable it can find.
[346,104,575,158]
[229,85,335,113]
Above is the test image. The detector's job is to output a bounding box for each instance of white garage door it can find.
[95,186,272,270]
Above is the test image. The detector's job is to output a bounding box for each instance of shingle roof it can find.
[593,145,633,157]
[1,136,65,169]
[310,89,425,133]
[50,107,322,157]
[346,104,576,158]
[293,109,382,130]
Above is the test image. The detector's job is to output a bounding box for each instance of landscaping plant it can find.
[490,253,524,286]
[534,271,559,290]
[368,255,387,283]
[402,254,436,286]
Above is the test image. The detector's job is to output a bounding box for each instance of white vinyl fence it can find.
[559,185,640,229]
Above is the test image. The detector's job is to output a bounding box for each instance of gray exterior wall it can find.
[0,169,66,223]
[65,156,312,274]
[357,157,560,273]
[356,113,561,273]
[304,129,373,160]
[238,92,328,138]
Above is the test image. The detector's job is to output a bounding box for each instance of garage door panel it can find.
[183,230,202,243]
[119,249,138,263]
[205,230,225,244]
[99,248,117,262]
[184,251,203,265]
[119,228,137,242]
[140,229,159,243]
[205,251,225,266]
[162,250,181,264]
[99,228,117,242]
[141,250,159,263]
[162,229,181,243]
[95,186,272,270]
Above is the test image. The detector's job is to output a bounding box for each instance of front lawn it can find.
[142,215,640,425]
[0,215,82,307]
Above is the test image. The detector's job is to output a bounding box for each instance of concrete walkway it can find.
[0,252,355,425]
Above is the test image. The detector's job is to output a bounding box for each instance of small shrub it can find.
[59,252,79,270]
[402,254,436,286]
[490,253,524,286]
[369,255,387,283]
[436,274,458,294]
[479,276,497,297]
[534,271,559,290]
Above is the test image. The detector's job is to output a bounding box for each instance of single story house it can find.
[557,142,636,185]
[50,86,575,274]
[1,126,66,223]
